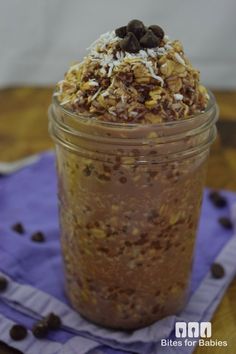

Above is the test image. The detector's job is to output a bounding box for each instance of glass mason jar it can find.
[49,92,218,330]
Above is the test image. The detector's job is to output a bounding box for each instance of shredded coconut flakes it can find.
[174,53,185,66]
[88,79,99,86]
[91,88,102,100]
[174,93,184,101]
[84,31,174,82]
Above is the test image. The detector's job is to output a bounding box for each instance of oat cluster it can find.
[55,25,209,123]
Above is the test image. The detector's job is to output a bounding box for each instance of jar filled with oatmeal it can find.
[49,20,218,329]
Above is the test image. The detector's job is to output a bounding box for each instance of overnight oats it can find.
[49,20,218,329]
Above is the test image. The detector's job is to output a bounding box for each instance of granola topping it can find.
[55,20,209,123]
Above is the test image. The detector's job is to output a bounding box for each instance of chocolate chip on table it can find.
[10,324,27,341]
[32,320,49,339]
[11,222,25,234]
[140,30,160,48]
[218,217,233,230]
[148,25,165,39]
[120,32,141,53]
[0,276,8,292]
[45,313,62,330]
[115,25,127,38]
[127,19,146,40]
[209,190,227,208]
[31,231,45,243]
[211,263,225,279]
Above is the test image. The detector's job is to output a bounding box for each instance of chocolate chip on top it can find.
[140,30,161,48]
[115,19,165,53]
[120,32,140,53]
[127,19,146,40]
[148,25,165,39]
[115,26,127,38]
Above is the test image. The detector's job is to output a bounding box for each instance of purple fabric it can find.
[0,151,235,354]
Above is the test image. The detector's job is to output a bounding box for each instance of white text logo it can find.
[175,322,212,338]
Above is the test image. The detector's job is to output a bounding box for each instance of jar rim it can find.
[52,89,216,129]
[49,89,218,162]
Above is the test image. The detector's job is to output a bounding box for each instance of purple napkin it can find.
[0,151,236,354]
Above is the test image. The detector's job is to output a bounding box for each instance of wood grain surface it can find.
[0,88,235,354]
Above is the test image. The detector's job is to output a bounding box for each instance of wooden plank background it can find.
[0,88,235,354]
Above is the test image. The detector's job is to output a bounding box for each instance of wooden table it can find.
[0,88,236,354]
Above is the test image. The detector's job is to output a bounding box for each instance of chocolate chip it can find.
[211,263,225,279]
[218,217,233,230]
[83,165,92,176]
[115,26,127,38]
[11,222,25,234]
[127,19,146,40]
[140,30,160,48]
[147,209,159,224]
[0,276,8,292]
[31,231,45,243]
[32,321,48,339]
[120,32,140,53]
[119,176,127,184]
[209,191,227,208]
[45,313,62,330]
[10,325,27,341]
[149,25,165,39]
